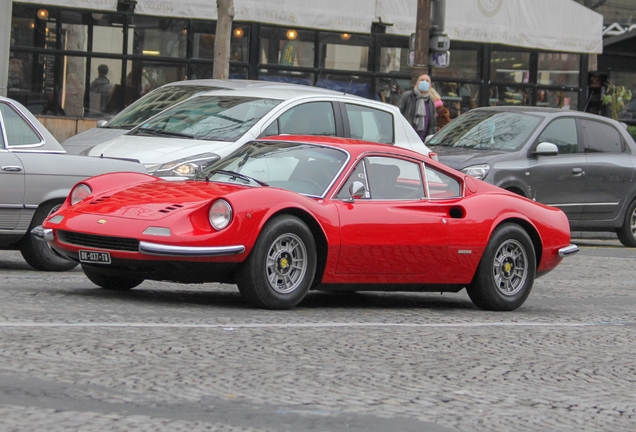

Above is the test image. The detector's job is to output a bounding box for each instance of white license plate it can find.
[79,250,111,264]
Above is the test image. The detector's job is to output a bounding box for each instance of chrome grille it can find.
[58,231,139,252]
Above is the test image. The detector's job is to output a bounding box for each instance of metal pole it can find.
[413,0,431,80]
[0,0,13,97]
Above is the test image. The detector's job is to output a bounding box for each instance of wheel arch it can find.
[493,217,542,269]
[267,207,328,287]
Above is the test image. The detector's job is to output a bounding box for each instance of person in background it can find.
[89,64,113,114]
[430,87,451,131]
[397,73,437,140]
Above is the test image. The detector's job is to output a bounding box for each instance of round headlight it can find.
[70,184,92,205]
[209,199,232,230]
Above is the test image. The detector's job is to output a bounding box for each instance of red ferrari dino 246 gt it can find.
[35,135,578,310]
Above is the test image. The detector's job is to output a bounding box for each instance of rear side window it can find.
[276,102,336,136]
[538,118,579,154]
[581,119,624,154]
[345,104,394,144]
[0,103,42,146]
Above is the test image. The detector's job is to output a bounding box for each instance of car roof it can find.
[472,105,619,121]
[162,79,344,96]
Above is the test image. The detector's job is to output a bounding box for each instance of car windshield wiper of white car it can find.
[206,169,269,187]
[134,127,196,139]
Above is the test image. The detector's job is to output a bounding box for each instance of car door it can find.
[526,117,587,220]
[580,118,634,221]
[333,155,449,276]
[0,104,26,230]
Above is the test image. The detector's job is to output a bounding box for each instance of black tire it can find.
[82,265,144,291]
[237,215,317,310]
[467,224,536,311]
[21,201,78,272]
[617,200,636,247]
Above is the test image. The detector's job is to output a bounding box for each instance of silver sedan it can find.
[0,96,147,271]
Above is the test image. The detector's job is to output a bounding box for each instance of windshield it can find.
[133,96,281,142]
[199,141,348,196]
[428,111,542,151]
[106,85,226,129]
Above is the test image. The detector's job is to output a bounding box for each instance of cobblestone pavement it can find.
[0,243,634,432]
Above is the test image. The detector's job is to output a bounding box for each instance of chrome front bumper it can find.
[31,226,245,258]
[558,244,580,257]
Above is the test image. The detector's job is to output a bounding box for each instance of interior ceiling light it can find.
[233,27,244,38]
[341,33,351,41]
[37,9,49,20]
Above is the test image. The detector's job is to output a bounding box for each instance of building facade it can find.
[5,0,603,130]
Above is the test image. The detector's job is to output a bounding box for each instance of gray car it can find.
[0,96,147,271]
[429,106,636,247]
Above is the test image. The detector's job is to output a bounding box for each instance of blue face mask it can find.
[418,81,430,92]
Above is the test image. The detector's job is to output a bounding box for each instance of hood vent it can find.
[89,196,112,204]
[159,204,185,214]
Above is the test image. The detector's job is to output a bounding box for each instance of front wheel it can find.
[467,224,536,311]
[617,200,636,247]
[82,265,144,291]
[237,215,317,310]
[21,201,78,272]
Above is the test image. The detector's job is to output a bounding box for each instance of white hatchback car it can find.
[83,85,432,178]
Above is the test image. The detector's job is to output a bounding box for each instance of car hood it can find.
[77,180,247,221]
[86,135,243,170]
[62,128,128,155]
[430,146,507,170]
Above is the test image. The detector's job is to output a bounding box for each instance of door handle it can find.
[572,168,585,177]
[1,166,23,172]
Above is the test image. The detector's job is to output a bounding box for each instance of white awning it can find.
[15,0,603,53]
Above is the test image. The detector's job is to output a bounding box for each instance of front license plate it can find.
[79,250,111,264]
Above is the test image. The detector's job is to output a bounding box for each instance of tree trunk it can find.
[213,0,234,79]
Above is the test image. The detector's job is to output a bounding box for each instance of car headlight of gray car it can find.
[461,164,491,180]
[152,153,221,178]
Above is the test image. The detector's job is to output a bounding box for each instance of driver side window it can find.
[537,118,579,154]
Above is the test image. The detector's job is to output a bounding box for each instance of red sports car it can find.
[35,135,578,311]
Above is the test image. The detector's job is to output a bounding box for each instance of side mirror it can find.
[532,142,559,157]
[349,180,367,200]
[96,119,108,128]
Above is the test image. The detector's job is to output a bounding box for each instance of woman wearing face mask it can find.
[397,74,437,140]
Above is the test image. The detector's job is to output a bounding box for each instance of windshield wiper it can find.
[134,128,195,139]
[208,169,269,187]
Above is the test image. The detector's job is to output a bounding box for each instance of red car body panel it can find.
[42,136,572,289]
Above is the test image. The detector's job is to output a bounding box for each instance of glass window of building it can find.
[379,47,412,74]
[376,78,412,106]
[538,53,580,86]
[10,12,37,48]
[435,82,480,119]
[490,51,530,83]
[61,56,86,117]
[191,21,215,59]
[432,49,479,80]
[258,69,314,86]
[318,73,374,99]
[131,16,187,58]
[546,90,578,110]
[260,27,315,67]
[489,85,532,106]
[319,32,371,72]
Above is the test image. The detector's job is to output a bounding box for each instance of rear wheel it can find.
[467,224,536,311]
[21,201,78,272]
[617,200,636,247]
[237,215,316,310]
[82,265,144,291]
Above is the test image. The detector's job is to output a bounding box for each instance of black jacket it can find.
[398,90,437,138]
